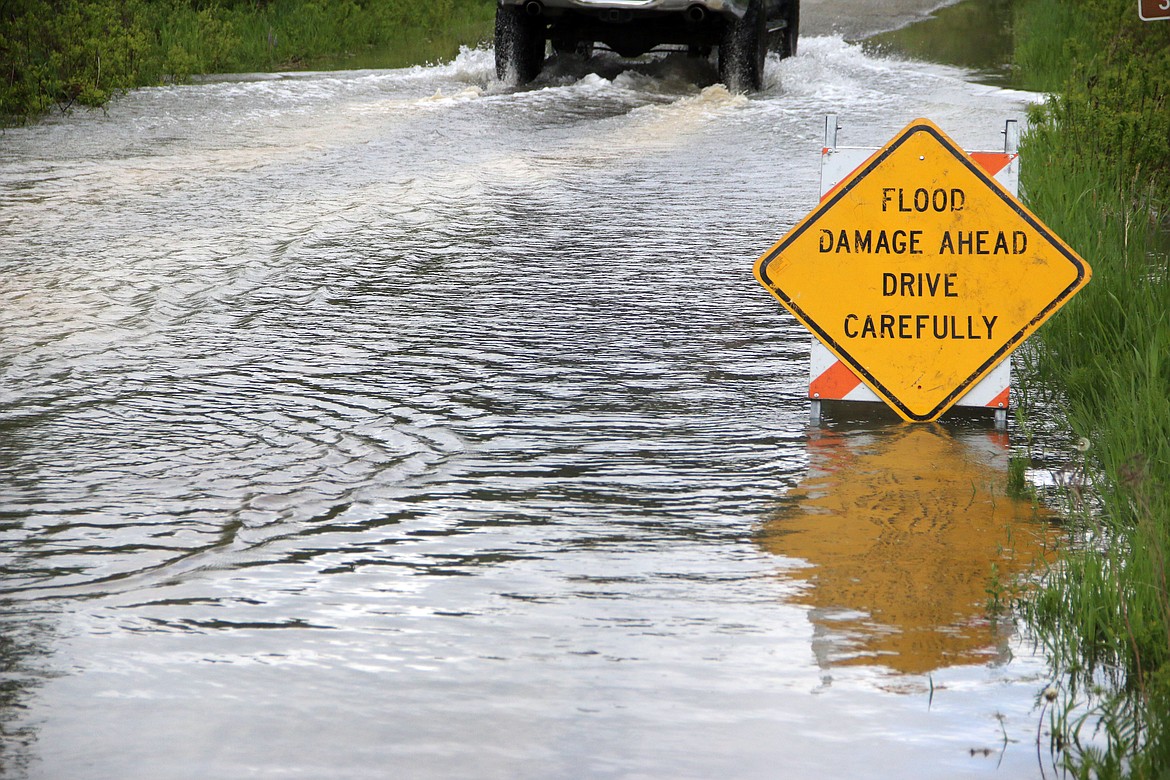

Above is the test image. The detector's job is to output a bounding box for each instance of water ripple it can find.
[0,37,1057,780]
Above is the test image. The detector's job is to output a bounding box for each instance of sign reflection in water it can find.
[759,423,1060,676]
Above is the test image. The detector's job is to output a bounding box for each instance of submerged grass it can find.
[1014,0,1170,775]
[862,0,1017,85]
[0,0,495,121]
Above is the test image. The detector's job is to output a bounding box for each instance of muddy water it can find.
[0,33,1061,780]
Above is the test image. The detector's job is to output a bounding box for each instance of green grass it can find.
[1013,0,1170,775]
[142,0,494,77]
[1012,0,1088,91]
[1,0,496,120]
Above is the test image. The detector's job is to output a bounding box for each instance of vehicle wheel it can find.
[495,4,545,84]
[718,0,766,92]
[774,0,799,59]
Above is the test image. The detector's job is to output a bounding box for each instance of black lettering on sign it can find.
[840,313,1000,340]
[818,229,924,254]
[939,230,1028,255]
[880,188,966,212]
[982,314,998,339]
[880,272,958,297]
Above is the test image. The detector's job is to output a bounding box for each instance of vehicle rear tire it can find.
[773,0,799,59]
[718,0,766,92]
[495,4,545,84]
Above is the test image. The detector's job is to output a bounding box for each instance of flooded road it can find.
[0,33,1059,779]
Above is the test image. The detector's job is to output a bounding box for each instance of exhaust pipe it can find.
[524,1,543,16]
[685,4,707,22]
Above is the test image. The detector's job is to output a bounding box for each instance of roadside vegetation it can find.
[1013,0,1170,775]
[0,0,494,121]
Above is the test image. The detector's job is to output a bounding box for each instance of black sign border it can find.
[757,121,1090,422]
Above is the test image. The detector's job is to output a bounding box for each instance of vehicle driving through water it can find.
[494,0,800,90]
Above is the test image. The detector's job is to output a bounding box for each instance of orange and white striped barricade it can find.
[808,114,1020,428]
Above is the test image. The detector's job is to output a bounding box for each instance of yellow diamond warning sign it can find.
[754,118,1091,422]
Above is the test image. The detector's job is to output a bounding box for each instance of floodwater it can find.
[1,32,1067,780]
[863,0,1017,86]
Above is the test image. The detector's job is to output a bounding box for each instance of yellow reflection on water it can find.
[759,424,1058,676]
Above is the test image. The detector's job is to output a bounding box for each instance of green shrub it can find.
[1,0,151,116]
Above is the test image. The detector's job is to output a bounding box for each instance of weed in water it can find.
[1006,454,1032,500]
